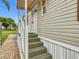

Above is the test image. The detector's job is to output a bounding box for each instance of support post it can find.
[25,0,28,59]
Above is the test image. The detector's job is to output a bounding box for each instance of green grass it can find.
[1,30,16,44]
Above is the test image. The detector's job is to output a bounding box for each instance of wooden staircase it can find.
[29,33,52,59]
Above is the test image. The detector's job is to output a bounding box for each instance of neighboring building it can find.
[27,0,79,59]
[2,24,14,30]
[7,24,14,30]
[2,26,5,30]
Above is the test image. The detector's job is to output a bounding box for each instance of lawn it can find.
[1,30,16,44]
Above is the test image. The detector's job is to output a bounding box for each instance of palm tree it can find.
[0,0,10,45]
[2,0,10,11]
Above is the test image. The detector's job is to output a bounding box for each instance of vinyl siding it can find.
[37,0,79,46]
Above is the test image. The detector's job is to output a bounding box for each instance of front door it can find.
[32,10,37,34]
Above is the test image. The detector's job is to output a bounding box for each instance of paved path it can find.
[0,34,21,59]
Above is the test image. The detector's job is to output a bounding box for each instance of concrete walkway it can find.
[0,34,21,59]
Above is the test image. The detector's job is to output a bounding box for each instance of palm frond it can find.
[2,0,10,11]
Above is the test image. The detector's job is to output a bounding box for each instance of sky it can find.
[0,0,25,23]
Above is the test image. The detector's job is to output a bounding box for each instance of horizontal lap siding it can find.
[38,0,79,46]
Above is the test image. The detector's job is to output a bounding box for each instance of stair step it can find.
[29,33,52,59]
[29,53,52,59]
[29,42,43,49]
[29,33,35,34]
[29,38,40,42]
[29,46,47,57]
[29,34,38,38]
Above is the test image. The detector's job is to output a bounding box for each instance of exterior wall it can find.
[37,0,79,46]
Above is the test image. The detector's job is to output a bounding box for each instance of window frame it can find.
[41,0,47,16]
[77,0,79,21]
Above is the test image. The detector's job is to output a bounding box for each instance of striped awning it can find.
[17,0,32,11]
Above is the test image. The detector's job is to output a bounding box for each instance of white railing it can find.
[17,16,28,59]
[39,36,79,59]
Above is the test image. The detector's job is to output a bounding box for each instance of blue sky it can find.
[0,0,25,23]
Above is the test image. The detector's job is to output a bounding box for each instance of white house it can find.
[27,0,79,59]
[17,0,79,59]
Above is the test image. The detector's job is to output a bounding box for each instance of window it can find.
[41,0,46,16]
